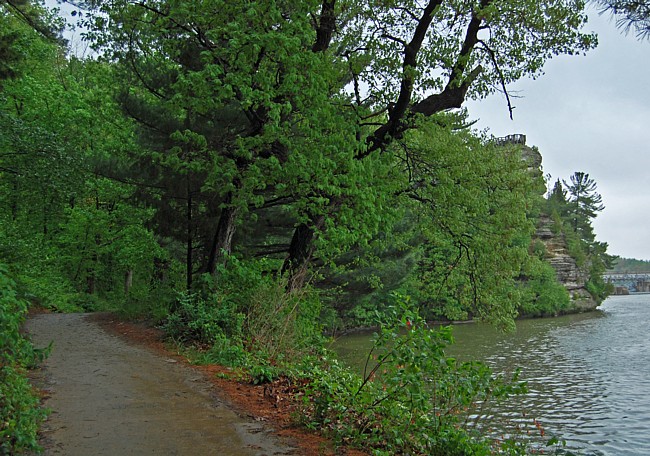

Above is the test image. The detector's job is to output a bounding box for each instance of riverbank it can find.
[331,296,650,455]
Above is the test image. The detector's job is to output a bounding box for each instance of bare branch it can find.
[363,0,444,155]
[363,1,491,157]
[477,39,514,120]
[394,6,421,22]
[381,32,407,46]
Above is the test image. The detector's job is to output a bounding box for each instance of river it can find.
[330,295,650,455]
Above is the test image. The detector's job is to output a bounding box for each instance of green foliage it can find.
[608,257,650,273]
[594,0,650,39]
[585,242,616,301]
[182,333,249,369]
[0,264,48,455]
[248,363,281,386]
[543,172,614,305]
[70,0,599,298]
[0,13,166,314]
[550,208,565,235]
[518,258,571,317]
[0,1,610,451]
[164,290,245,345]
[563,172,605,243]
[397,122,536,328]
[164,257,324,368]
[298,297,529,455]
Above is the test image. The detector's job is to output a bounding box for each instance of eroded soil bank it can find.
[25,313,297,456]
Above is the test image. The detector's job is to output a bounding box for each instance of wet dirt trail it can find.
[25,313,297,456]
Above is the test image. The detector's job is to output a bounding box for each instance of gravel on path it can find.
[25,313,296,456]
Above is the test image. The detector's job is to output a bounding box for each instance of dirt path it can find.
[25,313,297,456]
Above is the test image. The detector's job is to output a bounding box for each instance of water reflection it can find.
[329,295,650,455]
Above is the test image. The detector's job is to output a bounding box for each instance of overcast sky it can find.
[467,7,650,261]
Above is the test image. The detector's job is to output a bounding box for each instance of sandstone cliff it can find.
[498,134,604,314]
[535,214,599,312]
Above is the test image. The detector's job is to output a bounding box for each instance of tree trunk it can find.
[11,177,18,221]
[124,269,133,295]
[205,195,239,275]
[86,274,96,295]
[152,257,169,285]
[282,214,325,292]
[86,233,101,294]
[186,189,193,291]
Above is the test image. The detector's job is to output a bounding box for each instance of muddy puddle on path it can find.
[25,313,296,456]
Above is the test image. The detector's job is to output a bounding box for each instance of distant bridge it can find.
[603,273,650,281]
[604,273,650,293]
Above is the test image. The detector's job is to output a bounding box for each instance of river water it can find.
[330,295,650,455]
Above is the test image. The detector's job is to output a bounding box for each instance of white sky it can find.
[467,7,650,261]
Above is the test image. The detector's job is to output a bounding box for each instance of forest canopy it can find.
[0,0,609,326]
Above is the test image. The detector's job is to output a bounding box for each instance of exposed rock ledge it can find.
[535,215,598,312]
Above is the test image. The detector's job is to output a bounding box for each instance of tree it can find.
[547,179,569,214]
[324,119,549,327]
[593,0,650,39]
[0,5,80,241]
[563,171,605,243]
[0,8,168,310]
[279,0,598,288]
[544,172,615,303]
[0,264,48,454]
[82,0,595,287]
[0,0,64,44]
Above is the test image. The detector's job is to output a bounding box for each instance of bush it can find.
[163,291,244,345]
[298,296,530,455]
[0,264,48,455]
[518,258,570,317]
[241,277,323,364]
[182,333,248,368]
[163,257,324,371]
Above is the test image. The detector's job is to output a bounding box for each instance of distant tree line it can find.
[608,257,650,273]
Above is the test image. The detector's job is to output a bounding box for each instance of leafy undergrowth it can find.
[291,304,532,456]
[255,298,564,456]
[0,265,49,455]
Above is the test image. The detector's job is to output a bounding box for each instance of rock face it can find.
[498,134,600,313]
[535,215,598,312]
[520,144,543,172]
[614,286,630,295]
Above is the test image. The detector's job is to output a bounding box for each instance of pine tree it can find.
[547,179,570,219]
[563,172,605,243]
[593,0,650,39]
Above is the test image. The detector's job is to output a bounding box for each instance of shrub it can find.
[0,264,48,455]
[187,334,248,368]
[298,295,530,455]
[518,258,570,317]
[163,257,324,371]
[163,291,244,344]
